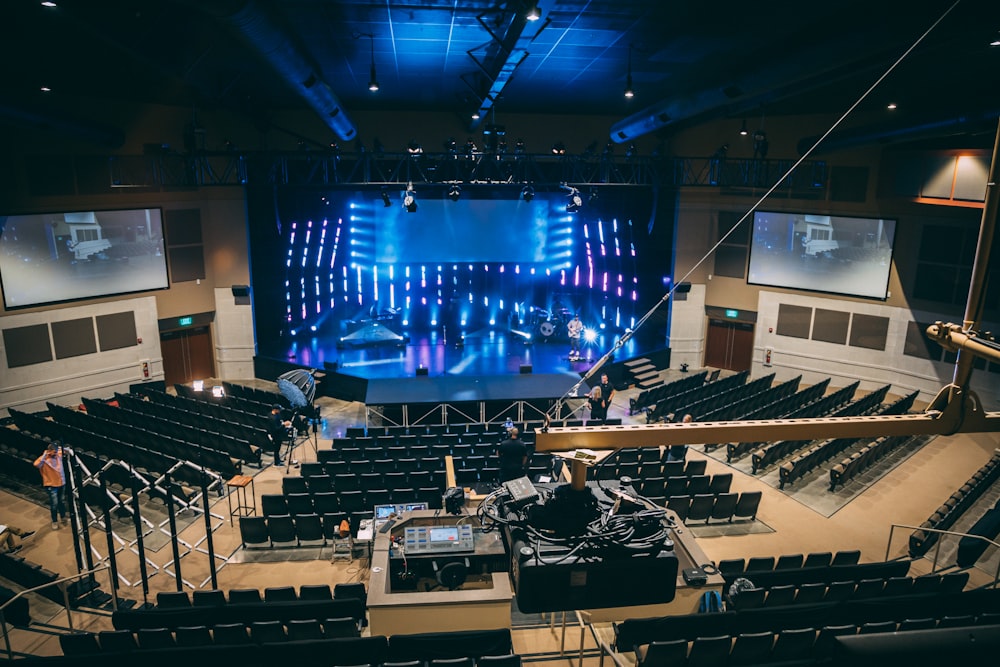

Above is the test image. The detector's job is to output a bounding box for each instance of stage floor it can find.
[263,327,658,381]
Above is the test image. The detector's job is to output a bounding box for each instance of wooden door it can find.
[704,319,754,372]
[160,326,215,385]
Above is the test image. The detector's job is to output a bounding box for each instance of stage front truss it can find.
[366,397,587,429]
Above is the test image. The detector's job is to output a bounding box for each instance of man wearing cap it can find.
[267,405,292,466]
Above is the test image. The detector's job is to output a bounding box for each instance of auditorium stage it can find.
[255,328,665,414]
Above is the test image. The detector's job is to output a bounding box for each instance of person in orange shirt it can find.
[34,443,68,530]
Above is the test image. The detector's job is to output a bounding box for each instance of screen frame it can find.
[746,209,897,301]
[0,206,170,310]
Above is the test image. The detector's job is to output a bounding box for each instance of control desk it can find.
[403,524,476,554]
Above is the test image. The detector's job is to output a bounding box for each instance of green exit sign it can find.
[725,309,739,318]
[178,316,193,326]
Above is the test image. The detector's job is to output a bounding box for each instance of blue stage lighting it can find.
[583,328,598,343]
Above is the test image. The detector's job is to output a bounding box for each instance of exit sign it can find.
[725,309,739,318]
[178,316,193,326]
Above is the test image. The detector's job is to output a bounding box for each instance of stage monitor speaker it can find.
[416,367,429,376]
[520,364,533,374]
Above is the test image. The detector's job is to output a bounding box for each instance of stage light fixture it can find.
[521,184,534,202]
[526,2,541,21]
[367,34,379,92]
[403,182,417,212]
[407,139,423,155]
[565,186,582,213]
[624,43,635,98]
[448,184,462,201]
[380,188,392,207]
[551,141,566,155]
[739,119,748,136]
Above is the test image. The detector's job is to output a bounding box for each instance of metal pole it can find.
[97,474,120,600]
[164,472,184,592]
[951,117,1000,395]
[63,449,85,573]
[131,471,151,607]
[200,475,219,590]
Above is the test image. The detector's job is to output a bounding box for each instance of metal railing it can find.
[885,522,1000,587]
[0,564,115,660]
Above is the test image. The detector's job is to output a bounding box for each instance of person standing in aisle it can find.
[35,443,67,530]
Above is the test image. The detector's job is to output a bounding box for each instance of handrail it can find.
[0,564,115,660]
[885,522,1000,587]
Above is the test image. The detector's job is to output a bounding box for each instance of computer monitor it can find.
[374,502,429,525]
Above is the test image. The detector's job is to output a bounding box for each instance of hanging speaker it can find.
[519,364,533,374]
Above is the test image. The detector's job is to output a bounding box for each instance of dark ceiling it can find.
[3,0,1000,149]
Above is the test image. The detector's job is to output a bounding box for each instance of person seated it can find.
[1,524,36,554]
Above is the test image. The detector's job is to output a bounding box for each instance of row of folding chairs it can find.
[909,448,1000,557]
[223,381,292,410]
[627,473,731,499]
[333,433,508,455]
[9,408,213,488]
[646,370,752,423]
[303,458,448,479]
[630,371,709,415]
[113,392,269,453]
[87,396,262,465]
[174,382,282,420]
[64,630,521,667]
[154,583,360,608]
[718,551,861,580]
[829,434,912,490]
[294,468,447,492]
[591,456,709,483]
[140,385,271,432]
[665,491,762,524]
[282,473,442,497]
[46,401,239,478]
[632,614,995,667]
[265,488,443,519]
[728,571,970,611]
[239,513,362,549]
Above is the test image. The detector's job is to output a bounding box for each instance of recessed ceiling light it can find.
[886,103,897,110]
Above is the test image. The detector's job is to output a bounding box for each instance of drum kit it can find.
[530,305,573,339]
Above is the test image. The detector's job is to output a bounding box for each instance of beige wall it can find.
[2,101,995,413]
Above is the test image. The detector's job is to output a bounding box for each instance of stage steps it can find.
[624,357,666,389]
